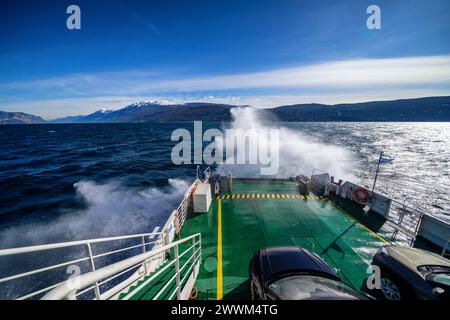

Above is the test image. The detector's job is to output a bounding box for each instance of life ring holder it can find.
[353,188,369,204]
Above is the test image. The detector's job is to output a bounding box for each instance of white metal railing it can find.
[0,230,162,300]
[119,233,202,300]
[310,170,428,247]
[204,167,211,182]
[175,179,201,230]
[386,198,424,244]
[41,233,201,300]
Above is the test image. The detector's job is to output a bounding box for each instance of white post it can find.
[142,235,149,274]
[86,243,101,300]
[192,236,196,264]
[174,244,181,299]
[198,234,202,264]
[370,151,383,210]
[141,235,146,253]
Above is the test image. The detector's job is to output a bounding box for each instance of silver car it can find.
[372,245,450,300]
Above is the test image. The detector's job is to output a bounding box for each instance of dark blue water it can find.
[0,121,449,299]
[1,122,448,251]
[0,123,214,247]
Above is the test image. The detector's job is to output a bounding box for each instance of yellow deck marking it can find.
[219,193,335,201]
[217,199,223,300]
[361,224,388,243]
[326,199,389,243]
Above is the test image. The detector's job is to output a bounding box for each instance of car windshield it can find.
[268,275,366,300]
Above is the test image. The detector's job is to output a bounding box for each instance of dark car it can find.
[249,246,369,300]
[371,245,450,300]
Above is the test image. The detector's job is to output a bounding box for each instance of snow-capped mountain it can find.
[51,101,237,123]
[24,96,450,124]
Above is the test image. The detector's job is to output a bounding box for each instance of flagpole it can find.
[370,150,383,210]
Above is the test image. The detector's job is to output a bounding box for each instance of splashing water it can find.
[217,107,356,180]
[0,179,190,248]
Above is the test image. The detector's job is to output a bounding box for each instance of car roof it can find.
[259,246,338,282]
[386,245,450,271]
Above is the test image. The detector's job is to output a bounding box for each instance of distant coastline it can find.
[1,96,449,124]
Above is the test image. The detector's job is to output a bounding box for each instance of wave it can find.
[0,178,189,248]
[216,107,356,180]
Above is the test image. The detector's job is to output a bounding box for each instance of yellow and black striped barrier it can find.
[216,194,325,200]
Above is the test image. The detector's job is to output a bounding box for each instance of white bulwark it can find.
[193,182,212,213]
[418,214,450,249]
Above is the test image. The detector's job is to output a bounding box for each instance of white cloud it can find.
[135,55,450,92]
[1,55,450,117]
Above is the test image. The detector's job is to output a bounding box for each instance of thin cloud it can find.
[139,55,450,92]
[1,55,450,117]
[3,55,450,94]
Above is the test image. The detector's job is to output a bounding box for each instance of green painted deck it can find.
[118,242,198,300]
[180,179,388,300]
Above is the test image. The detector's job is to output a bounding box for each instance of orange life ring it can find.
[353,188,369,204]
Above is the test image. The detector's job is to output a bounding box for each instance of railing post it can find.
[174,244,181,299]
[142,235,149,274]
[142,235,146,253]
[192,236,197,262]
[398,209,405,225]
[199,234,202,262]
[86,243,101,300]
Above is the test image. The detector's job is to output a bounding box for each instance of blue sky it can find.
[1,0,450,119]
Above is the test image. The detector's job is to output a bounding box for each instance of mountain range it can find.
[1,96,450,124]
[0,111,46,124]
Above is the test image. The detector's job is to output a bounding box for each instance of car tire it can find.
[379,274,410,301]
